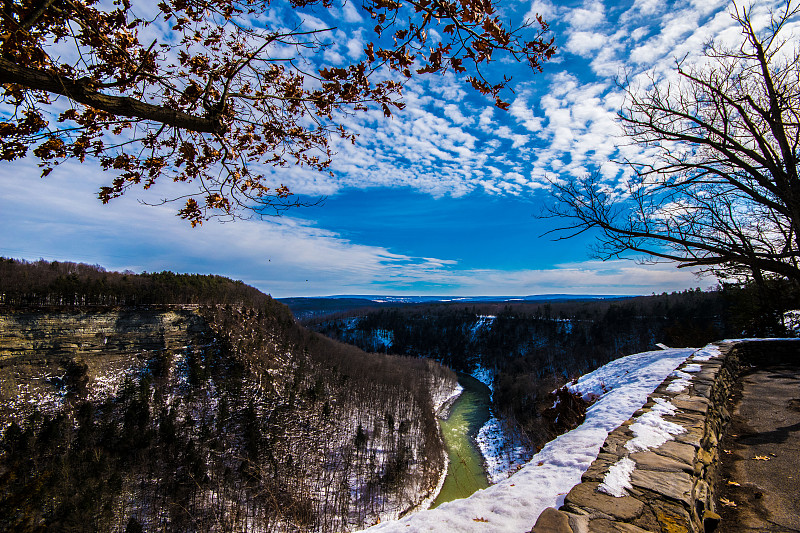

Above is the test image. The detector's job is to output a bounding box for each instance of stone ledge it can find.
[532,340,800,533]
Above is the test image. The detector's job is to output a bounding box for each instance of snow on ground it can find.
[597,396,687,497]
[476,417,530,483]
[666,368,695,393]
[397,378,464,518]
[470,364,534,483]
[597,457,636,497]
[470,365,494,392]
[623,397,685,453]
[364,348,695,532]
[432,381,463,414]
[469,316,496,343]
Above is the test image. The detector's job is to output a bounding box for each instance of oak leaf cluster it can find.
[0,0,554,224]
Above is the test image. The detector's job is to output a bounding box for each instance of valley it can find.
[300,290,738,461]
[1,258,792,532]
[0,259,455,532]
[430,374,491,508]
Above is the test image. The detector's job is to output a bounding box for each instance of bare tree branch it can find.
[548,1,800,285]
[0,0,555,225]
[0,58,225,134]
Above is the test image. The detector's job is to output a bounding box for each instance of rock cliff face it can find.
[0,307,209,423]
[0,304,454,532]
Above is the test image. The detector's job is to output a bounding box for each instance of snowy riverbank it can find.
[433,382,463,415]
[411,380,464,514]
[475,416,530,483]
[470,364,532,484]
[356,376,463,528]
[364,347,696,532]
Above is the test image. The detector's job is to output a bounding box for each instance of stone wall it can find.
[532,339,799,533]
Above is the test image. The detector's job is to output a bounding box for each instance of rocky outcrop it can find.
[0,303,456,532]
[0,306,208,421]
[532,339,800,533]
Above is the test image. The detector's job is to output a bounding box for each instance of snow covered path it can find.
[363,348,696,532]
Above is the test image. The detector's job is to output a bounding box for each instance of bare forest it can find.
[303,282,797,452]
[0,258,457,532]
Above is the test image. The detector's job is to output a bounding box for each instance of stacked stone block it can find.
[532,342,744,533]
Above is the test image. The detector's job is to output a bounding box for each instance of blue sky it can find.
[2,0,790,297]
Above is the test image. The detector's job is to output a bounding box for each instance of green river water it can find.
[430,373,491,508]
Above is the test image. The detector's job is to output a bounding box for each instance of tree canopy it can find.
[0,0,554,225]
[549,1,800,286]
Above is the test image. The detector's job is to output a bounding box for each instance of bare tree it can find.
[548,1,800,286]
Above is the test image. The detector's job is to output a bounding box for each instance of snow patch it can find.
[598,457,636,497]
[433,382,463,414]
[471,365,494,392]
[476,417,529,483]
[666,369,693,393]
[468,316,495,342]
[625,398,685,453]
[691,343,721,361]
[365,348,695,532]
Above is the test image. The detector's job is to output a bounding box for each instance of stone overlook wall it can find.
[532,339,799,533]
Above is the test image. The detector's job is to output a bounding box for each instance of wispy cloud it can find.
[5,0,766,296]
[566,0,606,31]
[1,158,705,297]
[247,0,783,206]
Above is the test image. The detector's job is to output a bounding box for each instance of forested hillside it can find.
[305,288,781,451]
[0,258,456,532]
[0,258,284,309]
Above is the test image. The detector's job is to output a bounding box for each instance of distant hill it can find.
[277,297,395,319]
[300,294,630,303]
[279,294,630,319]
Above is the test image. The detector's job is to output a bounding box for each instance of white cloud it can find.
[567,0,606,30]
[629,15,699,65]
[630,27,649,41]
[520,0,787,196]
[323,47,345,64]
[620,0,665,23]
[565,30,607,57]
[441,260,705,295]
[478,107,495,129]
[509,94,543,132]
[0,160,450,295]
[525,0,557,22]
[0,158,706,297]
[300,14,330,32]
[495,126,530,149]
[443,104,473,126]
[1,0,755,297]
[346,31,364,59]
[341,1,363,23]
[632,0,661,16]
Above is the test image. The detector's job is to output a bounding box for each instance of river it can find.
[430,373,491,508]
